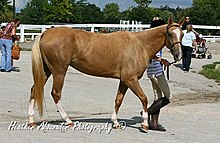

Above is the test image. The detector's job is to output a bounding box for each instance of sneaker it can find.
[153,123,166,131]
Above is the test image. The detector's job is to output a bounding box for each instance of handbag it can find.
[11,41,21,60]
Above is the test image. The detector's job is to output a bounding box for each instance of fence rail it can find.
[10,23,220,43]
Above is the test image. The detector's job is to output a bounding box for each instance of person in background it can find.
[141,16,171,132]
[182,16,191,30]
[182,24,196,72]
[182,16,198,34]
[0,18,20,72]
[0,26,5,38]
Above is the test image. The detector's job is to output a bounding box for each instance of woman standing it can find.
[182,24,196,72]
[0,18,20,72]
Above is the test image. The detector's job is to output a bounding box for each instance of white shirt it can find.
[182,30,196,47]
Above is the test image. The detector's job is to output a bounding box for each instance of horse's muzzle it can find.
[174,53,182,61]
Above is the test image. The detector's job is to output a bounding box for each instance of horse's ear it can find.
[168,16,173,26]
[178,17,185,26]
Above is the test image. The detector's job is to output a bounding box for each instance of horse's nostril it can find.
[174,54,180,61]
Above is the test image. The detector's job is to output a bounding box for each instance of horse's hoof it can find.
[28,122,37,128]
[112,124,123,130]
[141,124,148,133]
[66,122,74,127]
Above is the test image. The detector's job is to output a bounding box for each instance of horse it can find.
[28,17,184,131]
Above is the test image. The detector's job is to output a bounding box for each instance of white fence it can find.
[11,23,220,43]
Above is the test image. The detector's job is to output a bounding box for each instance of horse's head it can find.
[166,17,185,61]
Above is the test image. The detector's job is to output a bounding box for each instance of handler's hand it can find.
[161,58,170,66]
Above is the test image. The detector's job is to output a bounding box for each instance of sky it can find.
[12,0,193,12]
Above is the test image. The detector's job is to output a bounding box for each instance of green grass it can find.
[199,62,220,84]
[21,48,32,51]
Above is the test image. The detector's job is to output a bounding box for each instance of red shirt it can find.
[1,22,16,40]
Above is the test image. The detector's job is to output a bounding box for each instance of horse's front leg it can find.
[111,81,128,129]
[123,77,149,132]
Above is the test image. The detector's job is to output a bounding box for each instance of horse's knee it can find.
[115,97,123,105]
[51,89,61,103]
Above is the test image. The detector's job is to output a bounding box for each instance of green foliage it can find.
[128,6,153,23]
[103,3,121,23]
[189,0,220,25]
[44,0,74,23]
[80,4,103,23]
[199,62,220,83]
[19,0,48,24]
[2,0,220,27]
[159,10,174,22]
[0,0,13,22]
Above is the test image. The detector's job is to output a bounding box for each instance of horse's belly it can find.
[70,60,120,78]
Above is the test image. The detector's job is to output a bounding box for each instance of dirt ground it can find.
[0,42,220,143]
[163,42,220,106]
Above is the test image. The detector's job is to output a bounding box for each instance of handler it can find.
[141,16,171,131]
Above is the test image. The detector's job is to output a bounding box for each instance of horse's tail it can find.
[31,34,44,118]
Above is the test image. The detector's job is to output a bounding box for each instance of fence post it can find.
[42,25,46,32]
[132,21,134,32]
[20,24,25,43]
[91,24,94,32]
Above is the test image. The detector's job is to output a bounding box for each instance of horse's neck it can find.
[137,25,167,59]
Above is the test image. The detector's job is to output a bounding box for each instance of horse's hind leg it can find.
[28,86,36,126]
[28,66,51,126]
[51,72,73,126]
[123,78,149,131]
[111,81,128,128]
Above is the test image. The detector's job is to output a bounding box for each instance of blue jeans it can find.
[0,39,13,71]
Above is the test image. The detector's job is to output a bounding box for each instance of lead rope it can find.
[164,61,177,80]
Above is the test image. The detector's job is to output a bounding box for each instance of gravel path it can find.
[0,42,220,143]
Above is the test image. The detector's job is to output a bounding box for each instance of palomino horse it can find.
[28,17,184,131]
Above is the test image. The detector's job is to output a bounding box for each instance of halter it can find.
[166,24,182,52]
[164,24,182,80]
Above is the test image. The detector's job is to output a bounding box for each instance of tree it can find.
[80,4,104,23]
[19,0,48,24]
[159,10,174,22]
[128,0,154,23]
[44,0,74,23]
[190,0,220,25]
[0,0,13,22]
[128,6,157,23]
[103,3,121,23]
